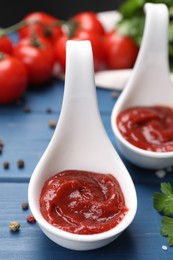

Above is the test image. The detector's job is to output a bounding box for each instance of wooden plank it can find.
[0,65,173,259]
[0,106,172,183]
[0,183,172,259]
[0,81,117,114]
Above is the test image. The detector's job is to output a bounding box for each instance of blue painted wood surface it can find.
[0,78,173,259]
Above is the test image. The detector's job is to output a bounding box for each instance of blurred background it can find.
[0,0,125,27]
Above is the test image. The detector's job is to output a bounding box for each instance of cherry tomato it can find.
[54,35,68,74]
[104,30,139,69]
[0,36,13,54]
[13,36,55,86]
[71,12,105,36]
[18,12,63,44]
[0,53,28,104]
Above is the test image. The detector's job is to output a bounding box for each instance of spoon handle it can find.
[59,40,101,130]
[53,40,109,155]
[117,3,172,108]
[47,40,118,172]
[64,40,96,102]
[134,3,169,81]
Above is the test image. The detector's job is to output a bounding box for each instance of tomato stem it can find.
[0,18,73,40]
[0,19,65,37]
[65,20,78,37]
[30,33,43,48]
[47,20,65,27]
[0,20,27,37]
[0,53,5,60]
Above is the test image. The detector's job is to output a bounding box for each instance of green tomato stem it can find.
[0,19,65,37]
[0,20,27,37]
[0,53,5,60]
[65,20,79,38]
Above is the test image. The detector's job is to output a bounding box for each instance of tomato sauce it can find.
[40,170,128,235]
[117,105,173,152]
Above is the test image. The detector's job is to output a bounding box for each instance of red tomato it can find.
[13,36,55,86]
[54,35,68,74]
[18,12,63,44]
[0,36,13,54]
[54,31,104,73]
[71,12,105,36]
[0,53,28,104]
[104,30,139,69]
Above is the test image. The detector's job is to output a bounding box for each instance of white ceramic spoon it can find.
[111,3,173,169]
[28,40,137,251]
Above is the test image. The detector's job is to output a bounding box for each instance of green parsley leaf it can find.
[153,182,173,216]
[161,182,173,196]
[117,16,145,46]
[153,182,173,246]
[161,216,173,246]
[118,0,145,18]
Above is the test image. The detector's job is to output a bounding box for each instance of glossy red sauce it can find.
[117,105,173,152]
[40,170,128,235]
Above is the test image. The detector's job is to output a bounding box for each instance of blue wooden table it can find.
[0,77,173,260]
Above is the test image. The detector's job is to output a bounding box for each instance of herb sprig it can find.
[117,0,173,71]
[153,182,173,246]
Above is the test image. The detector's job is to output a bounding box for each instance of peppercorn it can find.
[0,140,4,155]
[17,159,25,169]
[15,97,24,106]
[22,201,29,210]
[49,119,56,129]
[46,107,52,114]
[9,221,20,232]
[3,161,9,169]
[111,91,119,99]
[0,139,4,148]
[23,106,31,113]
[26,214,36,223]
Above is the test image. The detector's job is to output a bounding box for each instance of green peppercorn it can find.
[111,91,119,99]
[49,119,56,129]
[9,221,20,232]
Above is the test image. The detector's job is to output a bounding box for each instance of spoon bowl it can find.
[28,40,137,250]
[111,3,173,169]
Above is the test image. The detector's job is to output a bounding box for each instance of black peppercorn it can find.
[17,159,25,169]
[46,107,52,114]
[3,161,9,169]
[23,106,31,113]
[22,201,29,210]
[0,139,4,148]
